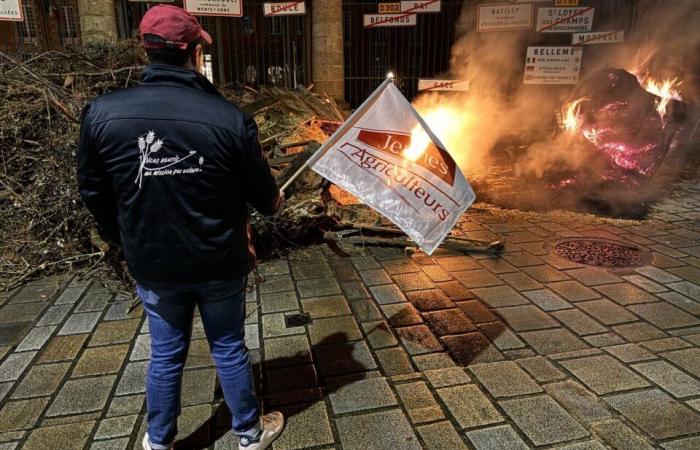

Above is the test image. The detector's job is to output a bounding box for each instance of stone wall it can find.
[311,0,344,102]
[78,0,117,43]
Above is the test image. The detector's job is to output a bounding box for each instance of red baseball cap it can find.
[140,5,212,50]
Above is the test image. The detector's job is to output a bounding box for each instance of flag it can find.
[308,79,476,254]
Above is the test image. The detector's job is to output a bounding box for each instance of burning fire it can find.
[560,97,589,133]
[403,106,465,162]
[637,75,682,118]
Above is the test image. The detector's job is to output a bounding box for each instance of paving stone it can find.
[551,309,607,336]
[0,397,49,432]
[663,348,700,377]
[258,260,290,276]
[361,321,397,349]
[395,381,444,423]
[471,286,528,308]
[313,341,377,377]
[584,333,625,347]
[9,284,58,304]
[437,384,503,429]
[376,347,413,376]
[0,382,11,403]
[577,299,637,325]
[260,290,298,314]
[266,364,318,394]
[14,325,56,352]
[465,425,529,450]
[442,332,504,365]
[421,265,454,282]
[0,303,47,325]
[422,309,476,335]
[11,362,69,399]
[520,328,589,355]
[499,272,543,291]
[0,322,32,346]
[331,260,361,281]
[436,281,475,300]
[90,438,130,450]
[331,377,398,416]
[561,355,650,395]
[603,343,656,362]
[74,343,129,377]
[516,356,566,383]
[106,394,144,417]
[605,389,700,439]
[47,375,116,415]
[335,408,421,450]
[668,281,700,299]
[340,281,370,300]
[613,322,667,342]
[544,380,612,424]
[94,414,138,439]
[382,303,423,327]
[499,395,589,446]
[36,304,73,326]
[391,272,433,292]
[90,318,141,346]
[633,360,700,398]
[264,335,311,368]
[348,298,383,322]
[290,262,333,280]
[127,334,150,362]
[57,312,102,336]
[566,267,622,286]
[522,289,571,311]
[478,257,519,274]
[658,292,700,315]
[662,436,700,450]
[405,289,454,312]
[261,313,305,338]
[184,339,214,368]
[501,252,543,267]
[522,265,570,283]
[298,295,350,319]
[455,270,510,293]
[114,361,148,395]
[308,315,362,345]
[635,266,683,283]
[628,302,700,329]
[351,256,381,270]
[369,284,407,305]
[594,419,655,450]
[358,269,393,286]
[594,283,659,306]
[21,420,94,450]
[424,367,470,388]
[494,305,559,331]
[479,322,525,350]
[412,352,455,371]
[435,255,481,271]
[623,275,668,293]
[75,292,111,313]
[668,266,700,284]
[271,401,334,450]
[0,351,36,382]
[259,275,294,294]
[641,337,691,352]
[395,325,442,355]
[469,361,542,397]
[557,440,609,450]
[548,280,601,302]
[417,421,468,450]
[38,334,87,362]
[457,300,497,323]
[381,258,421,274]
[549,348,603,360]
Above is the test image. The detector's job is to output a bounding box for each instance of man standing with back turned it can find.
[77,5,285,450]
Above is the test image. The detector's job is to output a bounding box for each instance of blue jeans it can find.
[137,277,260,448]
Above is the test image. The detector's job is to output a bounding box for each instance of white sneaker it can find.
[238,411,285,450]
[142,433,173,450]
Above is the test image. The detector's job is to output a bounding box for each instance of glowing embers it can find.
[554,239,649,268]
[636,74,682,120]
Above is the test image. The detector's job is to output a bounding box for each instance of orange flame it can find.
[560,97,589,133]
[638,75,682,118]
[403,107,464,162]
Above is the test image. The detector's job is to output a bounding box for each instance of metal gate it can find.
[342,0,466,107]
[119,0,311,88]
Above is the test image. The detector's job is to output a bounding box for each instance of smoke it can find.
[412,0,700,187]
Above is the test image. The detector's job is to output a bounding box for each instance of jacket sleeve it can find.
[76,104,120,243]
[241,114,282,216]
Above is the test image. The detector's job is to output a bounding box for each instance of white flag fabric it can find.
[308,79,476,254]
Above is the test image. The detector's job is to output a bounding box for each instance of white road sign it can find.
[523,46,582,85]
[400,0,441,13]
[477,3,533,31]
[379,3,401,14]
[263,2,305,16]
[309,79,475,254]
[364,13,417,28]
[536,7,594,33]
[184,0,242,17]
[573,31,624,45]
[0,0,23,21]
[418,79,469,92]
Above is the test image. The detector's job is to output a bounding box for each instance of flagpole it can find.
[280,78,393,192]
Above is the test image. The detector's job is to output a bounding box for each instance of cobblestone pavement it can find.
[2,183,700,449]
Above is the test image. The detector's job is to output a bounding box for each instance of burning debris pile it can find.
[0,42,348,289]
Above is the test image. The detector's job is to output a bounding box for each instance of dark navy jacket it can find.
[77,65,280,284]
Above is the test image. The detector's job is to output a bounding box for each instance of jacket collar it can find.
[141,64,221,97]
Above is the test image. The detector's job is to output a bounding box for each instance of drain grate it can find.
[554,239,647,268]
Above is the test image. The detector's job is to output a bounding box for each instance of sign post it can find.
[183,0,243,17]
[477,3,533,32]
[536,7,594,33]
[572,31,624,46]
[263,1,305,16]
[0,0,23,21]
[523,46,582,85]
[418,79,469,92]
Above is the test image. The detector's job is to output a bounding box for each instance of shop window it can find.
[19,2,37,43]
[57,4,80,44]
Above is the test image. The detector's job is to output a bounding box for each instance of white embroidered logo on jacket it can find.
[135,131,203,188]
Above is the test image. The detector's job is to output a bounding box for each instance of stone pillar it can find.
[78,0,117,43]
[311,0,345,102]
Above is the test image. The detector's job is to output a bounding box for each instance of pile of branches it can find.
[0,41,147,289]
